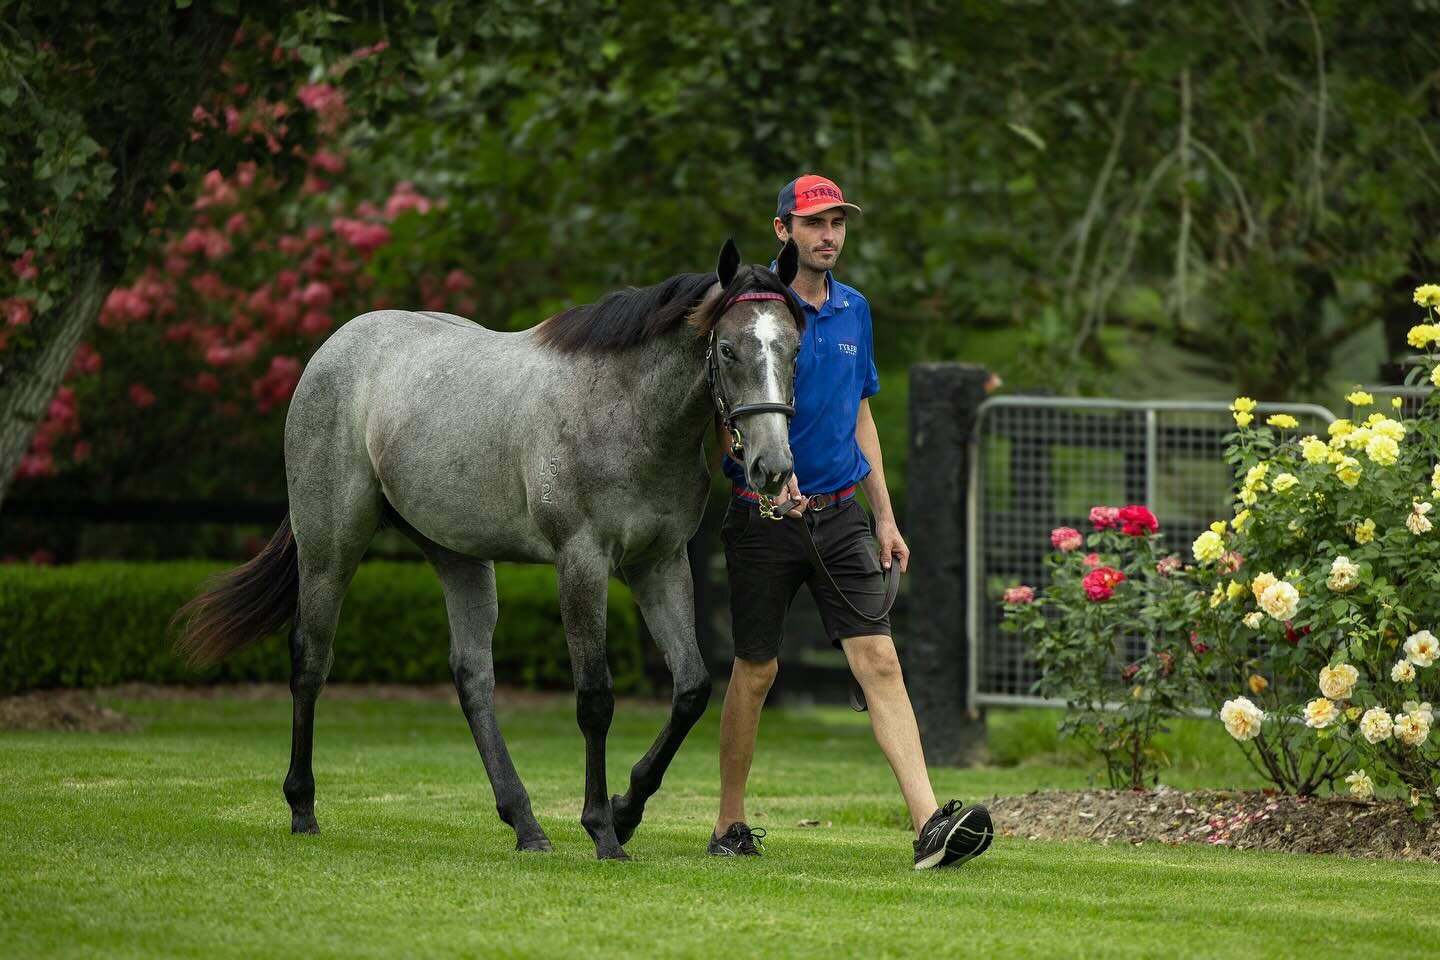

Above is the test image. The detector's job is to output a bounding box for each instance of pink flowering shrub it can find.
[1001,504,1202,788]
[5,32,477,505]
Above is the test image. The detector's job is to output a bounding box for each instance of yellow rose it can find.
[1248,673,1269,694]
[1272,472,1298,492]
[1251,571,1278,603]
[1407,323,1439,349]
[1365,435,1399,466]
[1232,509,1251,530]
[1414,284,1440,308]
[1318,663,1359,700]
[1394,396,1405,410]
[1210,520,1228,534]
[1227,580,1247,601]
[1354,518,1376,544]
[1432,366,1440,388]
[1328,419,1353,438]
[1266,413,1299,429]
[1193,530,1226,564]
[1231,396,1258,413]
[1346,390,1374,407]
[1372,417,1405,441]
[1234,410,1253,428]
[1335,456,1362,488]
[1346,426,1373,450]
[1221,697,1264,741]
[1209,584,1225,608]
[1304,697,1338,729]
[1300,436,1329,464]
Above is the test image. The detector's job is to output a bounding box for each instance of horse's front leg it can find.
[556,548,628,861]
[611,551,711,847]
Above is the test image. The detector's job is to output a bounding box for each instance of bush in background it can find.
[0,561,641,695]
[1001,505,1201,789]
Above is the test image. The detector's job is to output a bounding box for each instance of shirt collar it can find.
[769,263,837,316]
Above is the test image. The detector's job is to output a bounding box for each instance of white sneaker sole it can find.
[914,805,993,870]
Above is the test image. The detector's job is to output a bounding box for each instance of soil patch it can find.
[988,786,1440,861]
[0,689,136,733]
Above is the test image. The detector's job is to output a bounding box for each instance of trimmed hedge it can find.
[0,561,642,695]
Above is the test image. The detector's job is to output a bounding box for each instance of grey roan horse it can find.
[174,239,803,860]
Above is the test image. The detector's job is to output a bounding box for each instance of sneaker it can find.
[707,822,766,857]
[913,800,993,870]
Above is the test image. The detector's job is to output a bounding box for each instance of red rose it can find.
[1118,505,1159,536]
[1082,565,1126,601]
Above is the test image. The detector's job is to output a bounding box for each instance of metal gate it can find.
[966,396,1337,707]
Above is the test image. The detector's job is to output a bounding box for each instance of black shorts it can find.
[721,496,892,662]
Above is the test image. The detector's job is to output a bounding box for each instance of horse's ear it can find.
[775,239,799,287]
[716,238,740,288]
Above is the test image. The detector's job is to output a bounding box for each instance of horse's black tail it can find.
[172,515,300,668]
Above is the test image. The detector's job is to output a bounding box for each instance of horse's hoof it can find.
[596,848,632,862]
[291,815,320,835]
[610,794,641,846]
[516,836,553,853]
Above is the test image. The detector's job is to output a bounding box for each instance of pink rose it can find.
[1082,553,1102,568]
[1216,551,1244,575]
[1002,585,1035,605]
[1050,527,1083,552]
[1155,555,1181,577]
[1089,506,1121,531]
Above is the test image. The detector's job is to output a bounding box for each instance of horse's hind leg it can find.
[611,551,711,846]
[282,480,378,834]
[423,546,551,852]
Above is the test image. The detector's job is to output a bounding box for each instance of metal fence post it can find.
[907,362,989,767]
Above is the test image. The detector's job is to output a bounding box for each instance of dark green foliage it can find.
[0,561,641,694]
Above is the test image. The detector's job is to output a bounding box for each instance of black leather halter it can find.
[705,291,796,463]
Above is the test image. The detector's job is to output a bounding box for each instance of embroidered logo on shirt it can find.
[837,339,858,356]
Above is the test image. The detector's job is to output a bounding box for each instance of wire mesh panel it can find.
[968,397,1337,707]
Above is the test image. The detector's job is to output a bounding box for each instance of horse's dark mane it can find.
[536,265,803,353]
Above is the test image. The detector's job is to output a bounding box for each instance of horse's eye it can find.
[719,344,736,361]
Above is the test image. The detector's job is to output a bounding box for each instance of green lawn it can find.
[4,692,1438,959]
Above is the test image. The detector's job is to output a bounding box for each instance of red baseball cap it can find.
[775,174,862,219]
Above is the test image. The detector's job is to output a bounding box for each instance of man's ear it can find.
[775,239,799,286]
[716,238,740,288]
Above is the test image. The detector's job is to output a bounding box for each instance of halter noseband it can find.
[705,291,797,463]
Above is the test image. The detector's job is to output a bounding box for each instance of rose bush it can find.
[1002,503,1202,789]
[1183,285,1440,812]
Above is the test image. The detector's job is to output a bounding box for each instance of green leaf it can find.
[1006,122,1046,151]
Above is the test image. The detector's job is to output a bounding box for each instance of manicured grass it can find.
[4,692,1439,959]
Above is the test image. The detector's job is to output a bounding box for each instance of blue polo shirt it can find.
[723,272,880,495]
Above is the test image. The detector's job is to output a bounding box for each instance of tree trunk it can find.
[0,261,107,506]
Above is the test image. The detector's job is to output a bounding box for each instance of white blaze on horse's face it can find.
[718,302,799,496]
[752,309,788,404]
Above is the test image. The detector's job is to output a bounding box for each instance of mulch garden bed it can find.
[987,785,1440,861]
